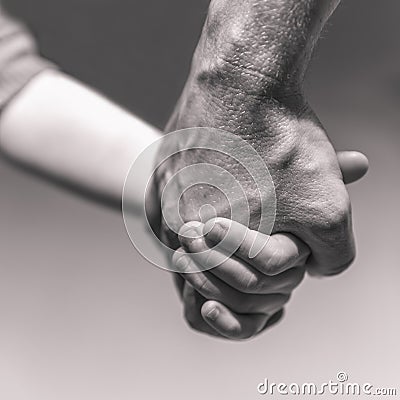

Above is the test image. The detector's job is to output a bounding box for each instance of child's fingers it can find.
[177,226,305,294]
[211,262,305,295]
[261,233,310,274]
[201,300,282,340]
[202,218,310,275]
[173,251,289,314]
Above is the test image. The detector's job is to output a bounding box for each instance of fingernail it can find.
[179,222,203,239]
[206,307,219,321]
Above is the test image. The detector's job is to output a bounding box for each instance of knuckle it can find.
[318,194,351,233]
[243,273,262,293]
[305,193,353,255]
[197,278,212,296]
[172,249,185,265]
[261,246,286,274]
[304,188,356,276]
[327,201,350,229]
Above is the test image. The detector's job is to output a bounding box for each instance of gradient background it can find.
[0,1,399,399]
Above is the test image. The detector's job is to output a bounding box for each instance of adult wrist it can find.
[193,0,339,103]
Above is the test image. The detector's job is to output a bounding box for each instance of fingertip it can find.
[203,218,248,257]
[182,285,222,338]
[201,300,221,322]
[346,151,369,172]
[201,301,241,338]
[201,301,270,340]
[202,217,227,239]
[337,151,369,184]
[251,234,309,276]
[171,247,186,267]
[178,221,205,251]
[342,150,369,164]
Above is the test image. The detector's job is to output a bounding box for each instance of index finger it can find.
[203,218,310,275]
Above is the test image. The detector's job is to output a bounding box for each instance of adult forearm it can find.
[193,0,340,96]
[167,0,341,139]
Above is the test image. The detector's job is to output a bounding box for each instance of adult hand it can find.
[171,154,368,340]
[153,0,366,276]
[148,0,369,339]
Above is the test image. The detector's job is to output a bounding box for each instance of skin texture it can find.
[174,220,308,339]
[149,0,370,339]
[171,152,367,341]
[156,0,351,274]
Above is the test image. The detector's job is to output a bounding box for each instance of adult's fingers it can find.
[182,282,281,340]
[199,218,310,275]
[337,151,369,185]
[181,282,222,338]
[305,151,368,276]
[201,300,282,340]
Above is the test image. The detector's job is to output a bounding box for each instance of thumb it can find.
[337,151,369,184]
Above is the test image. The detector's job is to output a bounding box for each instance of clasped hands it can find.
[148,0,368,340]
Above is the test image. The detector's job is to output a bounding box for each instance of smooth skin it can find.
[0,70,160,210]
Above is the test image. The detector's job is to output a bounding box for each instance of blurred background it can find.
[0,0,399,399]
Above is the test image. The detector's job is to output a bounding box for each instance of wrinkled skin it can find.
[156,81,355,277]
[153,0,354,275]
[149,0,358,338]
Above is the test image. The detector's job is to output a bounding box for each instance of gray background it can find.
[0,0,399,399]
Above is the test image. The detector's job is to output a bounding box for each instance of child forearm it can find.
[0,70,161,209]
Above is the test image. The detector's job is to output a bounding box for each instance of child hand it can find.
[172,218,310,340]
